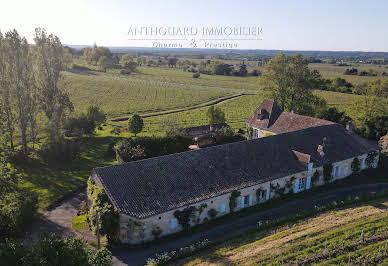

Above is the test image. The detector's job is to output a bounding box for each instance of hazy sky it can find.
[1,0,388,51]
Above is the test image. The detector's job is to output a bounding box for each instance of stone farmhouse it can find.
[91,100,380,244]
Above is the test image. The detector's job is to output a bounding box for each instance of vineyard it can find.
[176,197,388,265]
[61,72,237,117]
[63,65,375,137]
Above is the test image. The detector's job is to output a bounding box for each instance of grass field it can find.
[175,197,388,265]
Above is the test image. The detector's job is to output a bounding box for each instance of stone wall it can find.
[118,152,378,244]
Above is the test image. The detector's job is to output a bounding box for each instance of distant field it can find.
[94,66,261,91]
[310,63,388,85]
[175,197,388,265]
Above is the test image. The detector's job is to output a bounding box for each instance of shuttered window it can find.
[170,218,178,229]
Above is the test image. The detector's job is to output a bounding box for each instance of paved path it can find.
[111,183,388,266]
[21,191,93,243]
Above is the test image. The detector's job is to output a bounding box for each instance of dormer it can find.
[257,109,269,120]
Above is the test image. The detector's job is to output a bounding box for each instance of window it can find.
[220,204,226,213]
[298,177,305,190]
[253,128,259,138]
[244,195,249,206]
[170,218,178,229]
[337,167,341,177]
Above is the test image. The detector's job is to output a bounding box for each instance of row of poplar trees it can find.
[0,28,72,158]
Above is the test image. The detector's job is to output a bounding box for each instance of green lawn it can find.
[72,215,89,232]
[17,133,121,212]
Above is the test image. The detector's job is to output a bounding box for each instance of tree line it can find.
[0,28,72,158]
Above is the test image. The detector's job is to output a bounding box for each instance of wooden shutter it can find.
[170,218,177,229]
[249,194,253,206]
[294,179,300,193]
[266,188,270,200]
[306,176,311,190]
[308,162,313,172]
[344,167,348,176]
[240,196,244,208]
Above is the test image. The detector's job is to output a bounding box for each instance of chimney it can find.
[317,144,325,157]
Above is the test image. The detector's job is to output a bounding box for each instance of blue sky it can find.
[1,0,387,51]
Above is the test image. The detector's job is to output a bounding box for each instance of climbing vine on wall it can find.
[256,187,265,201]
[312,170,320,186]
[207,208,218,219]
[366,151,378,168]
[174,206,197,230]
[271,182,285,197]
[229,190,241,212]
[351,157,361,173]
[194,203,208,224]
[285,177,296,192]
[87,177,120,244]
[323,163,333,183]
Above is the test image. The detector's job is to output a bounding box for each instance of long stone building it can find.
[91,100,380,244]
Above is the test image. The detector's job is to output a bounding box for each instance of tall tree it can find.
[128,114,143,137]
[353,78,388,124]
[206,106,226,124]
[33,28,73,142]
[4,30,36,156]
[0,31,15,151]
[260,53,324,114]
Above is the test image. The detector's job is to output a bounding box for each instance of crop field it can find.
[61,72,237,117]
[175,197,388,265]
[108,90,362,137]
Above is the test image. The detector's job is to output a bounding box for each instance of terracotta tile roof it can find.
[93,124,379,219]
[292,150,311,164]
[246,99,335,134]
[245,99,283,129]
